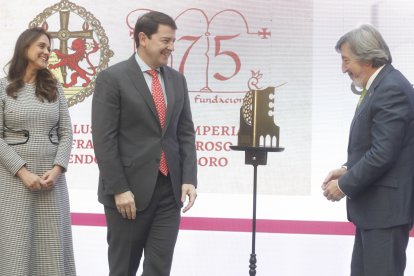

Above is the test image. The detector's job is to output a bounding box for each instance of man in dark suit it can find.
[322,24,414,276]
[92,11,197,276]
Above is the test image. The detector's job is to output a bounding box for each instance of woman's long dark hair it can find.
[4,27,57,102]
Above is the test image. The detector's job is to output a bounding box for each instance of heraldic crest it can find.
[29,0,114,107]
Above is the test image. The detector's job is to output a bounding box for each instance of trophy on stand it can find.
[230,86,284,275]
[238,86,280,149]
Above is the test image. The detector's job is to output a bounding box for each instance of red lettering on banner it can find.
[197,156,228,167]
[213,34,241,81]
[71,124,95,165]
[126,8,270,93]
[178,35,203,74]
[193,95,243,104]
[72,139,94,149]
[69,154,97,164]
[195,125,238,136]
[195,141,232,151]
[194,125,237,167]
[73,124,92,134]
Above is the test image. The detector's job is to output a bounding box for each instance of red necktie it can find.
[147,69,168,176]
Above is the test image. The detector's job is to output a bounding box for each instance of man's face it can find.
[138,24,175,69]
[340,42,372,89]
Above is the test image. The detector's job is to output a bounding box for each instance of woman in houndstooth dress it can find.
[0,28,76,275]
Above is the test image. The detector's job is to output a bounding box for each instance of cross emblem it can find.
[258,28,271,39]
[48,10,94,83]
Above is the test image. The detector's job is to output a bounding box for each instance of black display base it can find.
[230,145,285,275]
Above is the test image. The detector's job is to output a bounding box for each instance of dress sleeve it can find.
[0,79,27,175]
[53,84,73,172]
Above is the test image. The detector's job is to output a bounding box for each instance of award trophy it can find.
[230,86,284,275]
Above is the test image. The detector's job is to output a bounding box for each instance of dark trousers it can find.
[350,224,411,276]
[104,173,181,276]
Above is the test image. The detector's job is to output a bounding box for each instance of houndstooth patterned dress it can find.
[0,78,76,275]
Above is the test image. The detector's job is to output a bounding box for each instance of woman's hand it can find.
[16,166,46,191]
[41,165,63,189]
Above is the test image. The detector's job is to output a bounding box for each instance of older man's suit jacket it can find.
[92,55,197,211]
[339,64,414,230]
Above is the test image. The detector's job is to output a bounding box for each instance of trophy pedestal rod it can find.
[230,146,284,276]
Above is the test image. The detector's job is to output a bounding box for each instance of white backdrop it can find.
[1,0,414,275]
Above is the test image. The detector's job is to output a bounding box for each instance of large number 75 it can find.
[178,34,241,81]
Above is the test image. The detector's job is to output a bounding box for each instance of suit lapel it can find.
[124,55,176,135]
[125,55,159,124]
[161,66,175,135]
[349,64,394,130]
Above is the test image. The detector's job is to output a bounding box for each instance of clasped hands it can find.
[17,165,62,191]
[322,167,346,202]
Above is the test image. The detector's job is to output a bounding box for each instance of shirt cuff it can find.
[337,179,350,199]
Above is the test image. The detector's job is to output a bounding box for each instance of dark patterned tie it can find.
[147,69,168,176]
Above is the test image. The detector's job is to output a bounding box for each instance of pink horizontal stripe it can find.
[179,217,356,235]
[72,212,107,227]
[70,213,414,236]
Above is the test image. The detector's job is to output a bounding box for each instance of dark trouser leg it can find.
[350,224,410,276]
[350,228,364,276]
[104,173,172,276]
[142,173,181,276]
[105,206,147,276]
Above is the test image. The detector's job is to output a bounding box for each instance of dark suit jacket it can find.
[339,64,414,229]
[92,54,197,211]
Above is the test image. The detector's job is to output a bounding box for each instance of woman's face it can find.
[26,34,51,72]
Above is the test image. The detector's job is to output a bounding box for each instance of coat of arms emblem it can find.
[29,0,114,107]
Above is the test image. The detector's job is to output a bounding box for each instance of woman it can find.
[0,27,76,275]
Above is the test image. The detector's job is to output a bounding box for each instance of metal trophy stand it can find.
[230,146,284,275]
[231,86,285,275]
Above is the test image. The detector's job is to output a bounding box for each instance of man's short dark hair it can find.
[134,11,177,47]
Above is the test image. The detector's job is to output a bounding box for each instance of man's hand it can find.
[114,191,136,219]
[323,179,345,202]
[322,167,347,202]
[322,167,347,190]
[181,184,197,213]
